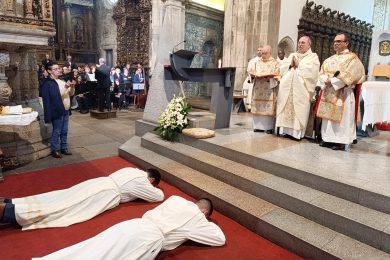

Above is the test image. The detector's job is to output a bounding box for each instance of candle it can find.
[218,58,222,68]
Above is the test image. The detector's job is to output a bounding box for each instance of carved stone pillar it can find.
[0,52,12,106]
[87,7,94,50]
[64,3,72,49]
[24,0,34,19]
[42,0,53,21]
[5,0,16,16]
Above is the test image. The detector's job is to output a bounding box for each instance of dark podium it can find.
[164,50,236,129]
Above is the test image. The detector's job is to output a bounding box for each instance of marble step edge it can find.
[141,132,390,253]
[119,137,390,260]
[176,133,390,215]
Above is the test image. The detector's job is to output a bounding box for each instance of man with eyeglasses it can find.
[316,33,365,150]
[41,62,75,158]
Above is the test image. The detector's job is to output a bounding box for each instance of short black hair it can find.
[46,61,57,71]
[336,32,350,42]
[198,198,214,217]
[146,168,161,185]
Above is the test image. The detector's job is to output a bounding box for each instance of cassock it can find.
[276,49,320,139]
[34,196,226,260]
[317,50,365,144]
[13,168,164,230]
[243,56,260,110]
[250,57,280,130]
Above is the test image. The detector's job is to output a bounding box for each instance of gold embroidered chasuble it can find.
[317,50,365,123]
[250,57,280,116]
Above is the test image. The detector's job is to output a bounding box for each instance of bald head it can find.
[297,36,311,54]
[261,45,272,60]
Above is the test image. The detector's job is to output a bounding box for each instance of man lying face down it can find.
[0,168,164,230]
[34,195,225,260]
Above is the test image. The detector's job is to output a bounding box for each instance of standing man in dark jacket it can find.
[64,55,77,71]
[41,62,75,158]
[95,58,112,111]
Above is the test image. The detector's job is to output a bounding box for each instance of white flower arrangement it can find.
[154,95,191,141]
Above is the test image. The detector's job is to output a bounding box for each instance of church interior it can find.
[1,0,390,259]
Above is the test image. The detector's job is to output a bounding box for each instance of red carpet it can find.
[0,157,302,260]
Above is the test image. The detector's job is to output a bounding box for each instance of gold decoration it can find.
[379,40,390,56]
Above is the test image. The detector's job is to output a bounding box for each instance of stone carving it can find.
[113,0,152,66]
[0,52,12,106]
[298,1,373,72]
[32,0,43,19]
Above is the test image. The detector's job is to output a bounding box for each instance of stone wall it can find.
[95,0,117,66]
[223,0,281,93]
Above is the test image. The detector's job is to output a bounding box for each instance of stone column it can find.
[143,0,186,123]
[24,0,34,19]
[5,0,15,16]
[87,7,94,50]
[0,52,12,106]
[64,3,72,49]
[42,0,53,21]
[223,0,281,92]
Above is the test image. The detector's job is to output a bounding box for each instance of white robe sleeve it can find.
[330,77,347,90]
[121,177,164,203]
[187,218,226,247]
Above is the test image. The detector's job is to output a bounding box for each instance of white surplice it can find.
[13,168,164,230]
[243,56,261,110]
[35,196,226,260]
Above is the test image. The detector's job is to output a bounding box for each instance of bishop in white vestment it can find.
[34,196,226,260]
[317,33,365,150]
[0,168,164,230]
[276,36,320,139]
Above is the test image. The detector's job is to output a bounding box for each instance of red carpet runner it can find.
[0,157,301,260]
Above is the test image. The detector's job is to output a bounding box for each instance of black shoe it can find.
[51,151,63,158]
[331,144,345,151]
[352,139,358,144]
[60,149,72,155]
[319,141,333,147]
[266,129,274,134]
[253,129,263,132]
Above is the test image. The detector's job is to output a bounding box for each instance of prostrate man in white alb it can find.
[316,33,365,150]
[276,36,320,140]
[242,46,262,111]
[0,168,164,230]
[35,195,226,260]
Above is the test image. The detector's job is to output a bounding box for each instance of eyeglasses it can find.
[333,40,347,44]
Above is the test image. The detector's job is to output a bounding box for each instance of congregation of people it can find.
[37,54,147,158]
[245,32,365,151]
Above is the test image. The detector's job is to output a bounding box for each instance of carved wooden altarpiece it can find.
[113,0,152,66]
[298,1,374,72]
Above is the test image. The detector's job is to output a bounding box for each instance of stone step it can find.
[119,137,390,259]
[140,132,390,253]
[177,133,390,215]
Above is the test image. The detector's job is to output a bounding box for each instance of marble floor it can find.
[214,112,390,198]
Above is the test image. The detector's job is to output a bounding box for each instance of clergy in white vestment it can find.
[0,168,164,230]
[243,46,262,111]
[250,45,280,133]
[34,196,226,260]
[276,49,291,77]
[317,33,365,150]
[276,36,320,140]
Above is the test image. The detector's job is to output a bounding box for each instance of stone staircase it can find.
[119,132,390,259]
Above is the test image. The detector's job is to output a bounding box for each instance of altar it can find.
[361,81,390,131]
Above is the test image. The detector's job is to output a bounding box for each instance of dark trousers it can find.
[2,198,20,226]
[97,87,111,111]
